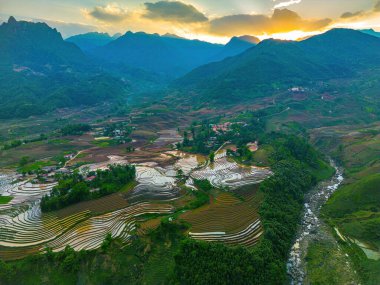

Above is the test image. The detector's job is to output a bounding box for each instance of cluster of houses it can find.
[92,124,134,145]
[227,141,259,157]
[211,122,233,133]
[289,86,307,93]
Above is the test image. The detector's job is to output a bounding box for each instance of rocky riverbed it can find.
[287,161,346,284]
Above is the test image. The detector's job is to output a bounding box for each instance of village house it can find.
[247,141,259,152]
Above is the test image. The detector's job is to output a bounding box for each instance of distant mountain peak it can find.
[359,28,380,38]
[163,33,184,39]
[226,35,260,47]
[8,16,17,24]
[112,33,122,39]
[235,35,260,44]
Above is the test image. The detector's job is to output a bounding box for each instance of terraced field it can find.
[0,145,272,259]
[181,187,263,247]
[0,167,175,260]
[191,150,272,189]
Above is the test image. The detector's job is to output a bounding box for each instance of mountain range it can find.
[88,32,258,77]
[176,28,380,103]
[0,16,86,71]
[1,16,380,118]
[360,29,380,38]
[66,32,121,52]
[0,17,127,119]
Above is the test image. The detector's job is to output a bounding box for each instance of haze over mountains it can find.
[66,32,121,52]
[1,16,380,118]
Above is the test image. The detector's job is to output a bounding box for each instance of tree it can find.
[19,156,30,167]
[209,152,215,163]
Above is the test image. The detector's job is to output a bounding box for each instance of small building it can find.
[247,141,259,152]
[86,175,96,182]
[64,153,75,160]
[41,166,56,173]
[56,168,71,175]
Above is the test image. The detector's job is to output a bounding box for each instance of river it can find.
[287,161,344,284]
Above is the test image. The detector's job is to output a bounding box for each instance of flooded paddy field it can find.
[0,132,273,260]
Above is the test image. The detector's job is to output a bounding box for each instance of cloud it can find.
[273,0,302,9]
[88,4,128,23]
[341,11,364,19]
[340,1,380,21]
[143,1,208,23]
[209,9,331,37]
[375,1,380,12]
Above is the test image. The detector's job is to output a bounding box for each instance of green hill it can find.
[66,32,119,51]
[0,17,128,119]
[323,174,380,285]
[176,29,380,104]
[324,174,380,221]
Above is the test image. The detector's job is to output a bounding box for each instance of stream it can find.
[287,161,344,285]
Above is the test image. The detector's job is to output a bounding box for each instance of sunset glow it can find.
[1,0,380,41]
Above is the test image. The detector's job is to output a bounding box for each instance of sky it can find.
[1,0,380,42]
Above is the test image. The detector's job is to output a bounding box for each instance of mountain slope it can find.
[212,35,259,61]
[0,17,128,119]
[90,32,225,77]
[360,29,380,38]
[0,16,86,70]
[176,29,380,103]
[66,32,120,51]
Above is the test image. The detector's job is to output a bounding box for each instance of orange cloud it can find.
[87,4,129,23]
[208,9,332,37]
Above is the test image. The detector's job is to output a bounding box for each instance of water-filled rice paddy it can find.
[0,147,272,259]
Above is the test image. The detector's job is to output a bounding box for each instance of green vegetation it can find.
[322,174,380,284]
[185,179,213,210]
[0,196,13,204]
[174,134,331,285]
[179,123,220,154]
[0,221,188,285]
[18,160,55,174]
[41,165,136,212]
[306,240,359,285]
[60,124,91,136]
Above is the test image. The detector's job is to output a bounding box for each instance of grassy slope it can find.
[323,174,380,246]
[0,196,13,204]
[305,124,380,284]
[322,174,380,285]
[306,240,359,285]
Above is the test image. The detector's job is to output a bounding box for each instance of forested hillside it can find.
[0,17,128,119]
[176,29,380,104]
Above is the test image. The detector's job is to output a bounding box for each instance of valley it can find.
[0,9,380,285]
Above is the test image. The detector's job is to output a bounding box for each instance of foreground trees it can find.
[174,135,329,285]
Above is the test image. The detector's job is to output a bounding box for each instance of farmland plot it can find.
[191,151,272,189]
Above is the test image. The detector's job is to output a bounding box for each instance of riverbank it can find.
[287,161,359,284]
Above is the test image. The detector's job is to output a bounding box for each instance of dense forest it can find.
[174,134,330,284]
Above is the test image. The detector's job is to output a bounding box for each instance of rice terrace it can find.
[0,122,272,260]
